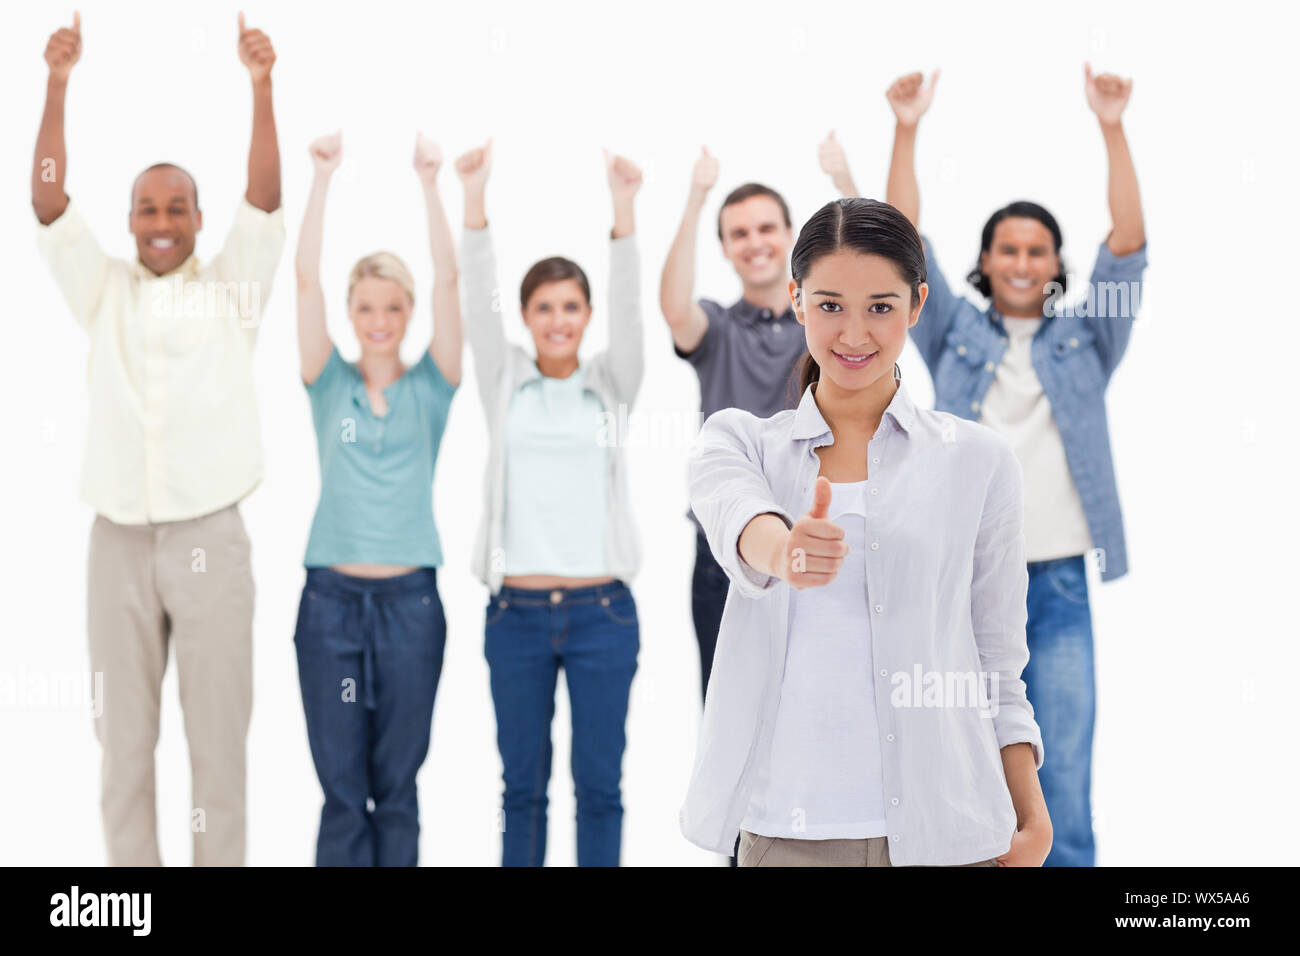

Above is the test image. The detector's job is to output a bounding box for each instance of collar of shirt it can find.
[789,363,914,441]
[729,297,795,328]
[518,359,589,389]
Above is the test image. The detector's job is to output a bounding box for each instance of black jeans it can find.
[690,528,739,866]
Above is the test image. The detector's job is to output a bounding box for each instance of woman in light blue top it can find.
[455,140,644,866]
[292,131,461,866]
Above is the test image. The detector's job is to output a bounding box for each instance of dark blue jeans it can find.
[294,567,446,866]
[691,528,729,702]
[485,580,639,867]
[1024,555,1096,867]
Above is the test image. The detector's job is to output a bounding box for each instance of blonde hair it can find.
[347,251,415,306]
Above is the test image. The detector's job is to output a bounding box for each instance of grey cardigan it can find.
[460,225,644,593]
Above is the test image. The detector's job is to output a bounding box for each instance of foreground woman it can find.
[680,197,1051,867]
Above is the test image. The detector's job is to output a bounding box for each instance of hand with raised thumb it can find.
[779,476,848,590]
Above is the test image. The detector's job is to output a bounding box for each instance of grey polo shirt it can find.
[674,297,807,421]
[675,296,807,531]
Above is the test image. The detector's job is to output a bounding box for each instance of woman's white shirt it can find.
[680,372,1044,866]
[741,481,890,840]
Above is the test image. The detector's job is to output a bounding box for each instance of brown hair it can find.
[717,183,792,241]
[520,257,590,311]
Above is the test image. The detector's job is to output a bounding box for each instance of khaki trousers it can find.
[739,830,1000,867]
[87,504,254,866]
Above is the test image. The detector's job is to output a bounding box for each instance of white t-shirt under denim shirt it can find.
[680,367,1044,866]
[978,315,1092,562]
[741,480,889,840]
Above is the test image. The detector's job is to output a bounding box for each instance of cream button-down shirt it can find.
[36,198,286,525]
[680,372,1044,866]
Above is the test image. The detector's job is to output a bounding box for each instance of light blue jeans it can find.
[1023,555,1097,867]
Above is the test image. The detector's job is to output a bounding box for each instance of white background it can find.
[2,0,1297,866]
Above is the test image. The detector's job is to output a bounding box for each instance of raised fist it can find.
[238,12,276,83]
[886,70,939,128]
[308,131,342,174]
[44,12,82,82]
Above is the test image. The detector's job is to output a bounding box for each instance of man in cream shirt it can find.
[31,13,284,866]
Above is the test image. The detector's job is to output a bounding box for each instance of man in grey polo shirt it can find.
[660,147,807,702]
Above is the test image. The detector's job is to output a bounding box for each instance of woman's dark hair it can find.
[966,200,1067,298]
[718,183,792,241]
[791,198,926,397]
[520,257,591,311]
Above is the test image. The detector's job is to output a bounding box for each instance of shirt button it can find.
[984,361,995,371]
[886,734,895,742]
[550,590,563,604]
[891,797,899,806]
[1069,336,1079,347]
[870,488,879,495]
[891,834,900,842]
[600,597,610,606]
[879,668,888,677]
[761,309,773,319]
[956,345,967,356]
[871,457,880,464]
[870,542,879,551]
[971,401,981,412]
[874,604,883,613]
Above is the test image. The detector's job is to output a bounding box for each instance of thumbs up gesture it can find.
[237,11,276,83]
[45,11,82,82]
[780,476,848,590]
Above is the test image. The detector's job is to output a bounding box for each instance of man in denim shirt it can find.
[828,66,1147,866]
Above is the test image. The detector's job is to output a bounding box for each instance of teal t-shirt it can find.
[304,347,456,567]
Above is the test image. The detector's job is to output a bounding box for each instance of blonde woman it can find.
[292,131,462,866]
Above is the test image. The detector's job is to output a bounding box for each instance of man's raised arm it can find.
[237,12,281,213]
[32,11,81,225]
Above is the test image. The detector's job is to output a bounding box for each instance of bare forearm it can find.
[423,181,458,283]
[832,170,860,198]
[612,195,635,239]
[886,122,920,229]
[1101,120,1145,255]
[463,188,486,230]
[660,191,705,324]
[33,76,69,224]
[246,78,281,212]
[294,172,332,283]
[1000,742,1050,830]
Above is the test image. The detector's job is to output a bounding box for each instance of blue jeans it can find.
[485,580,639,866]
[1024,555,1096,867]
[294,567,446,866]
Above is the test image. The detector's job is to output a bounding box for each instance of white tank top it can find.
[741,480,889,840]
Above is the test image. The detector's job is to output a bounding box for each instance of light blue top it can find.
[502,366,609,576]
[304,346,456,567]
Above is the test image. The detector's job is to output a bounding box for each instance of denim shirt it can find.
[679,375,1043,865]
[913,237,1149,581]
